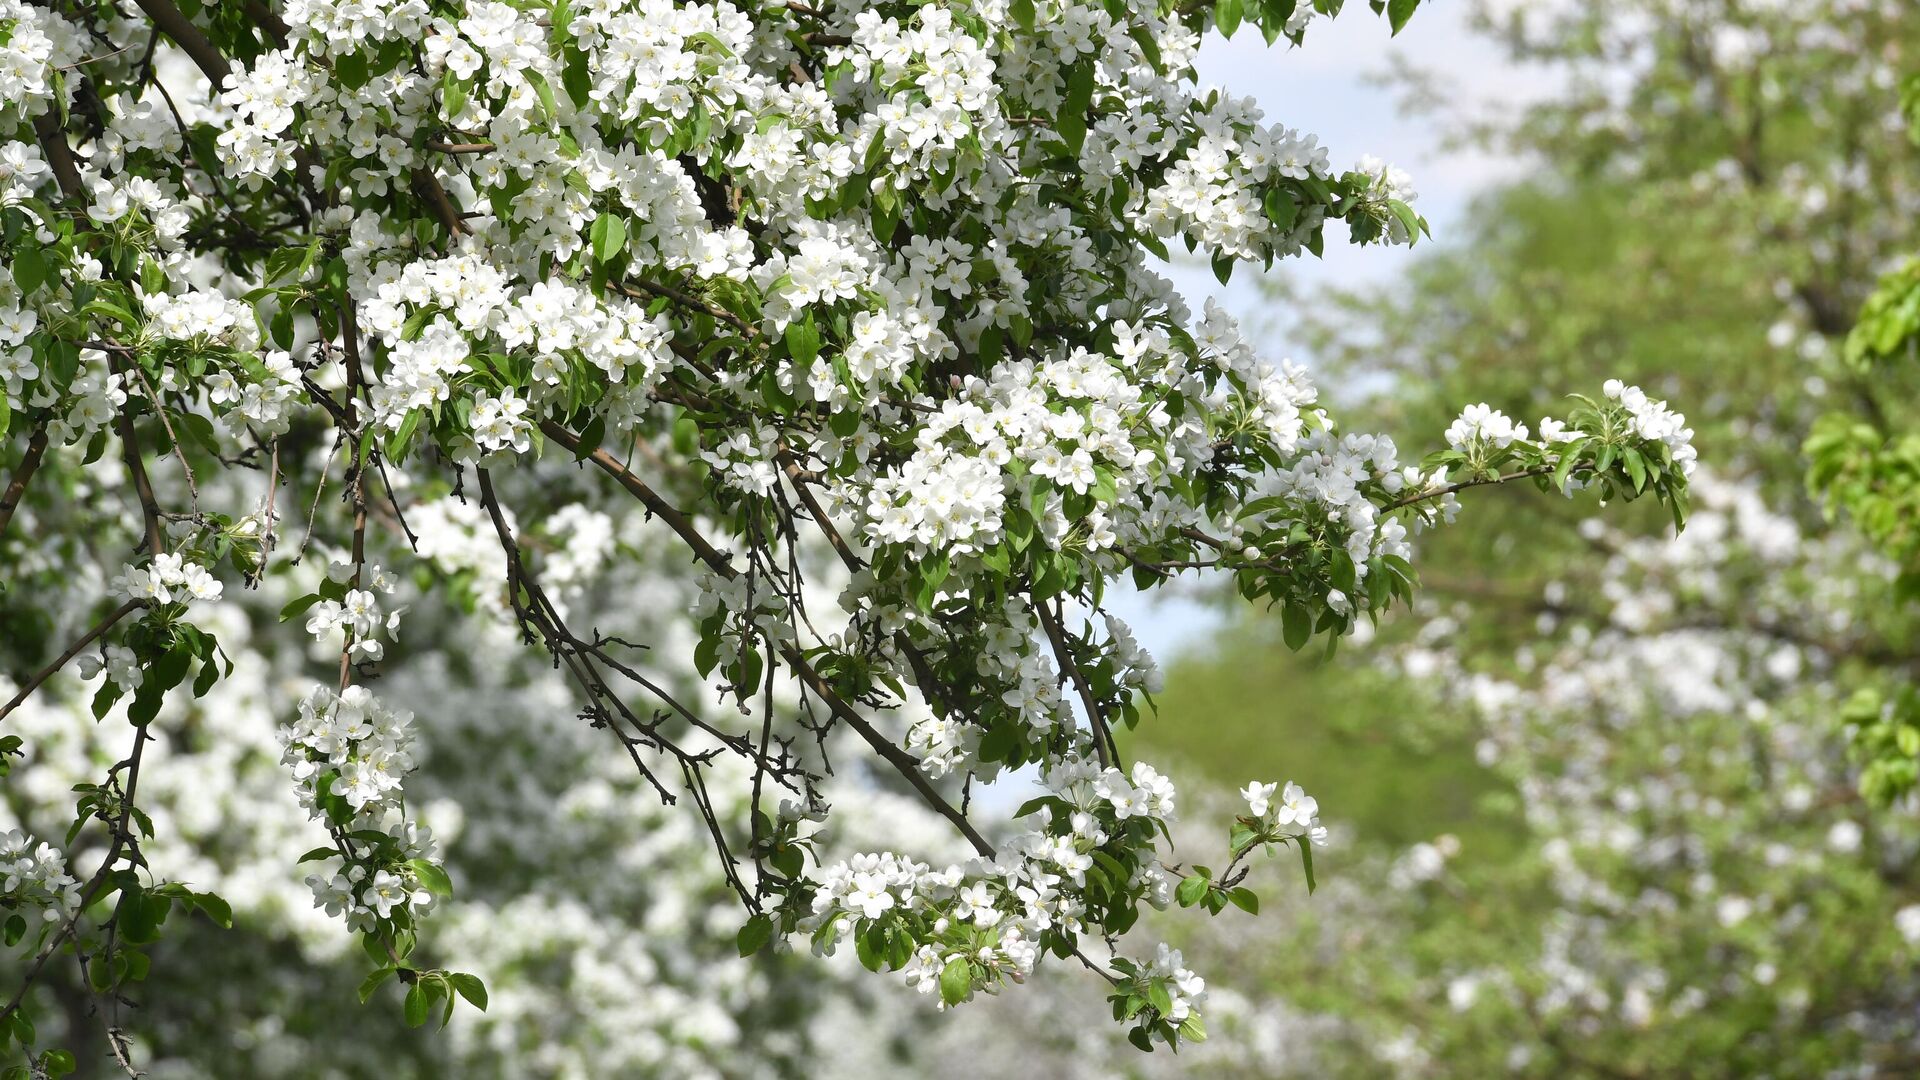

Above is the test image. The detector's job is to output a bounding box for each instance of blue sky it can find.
[1110,3,1539,662]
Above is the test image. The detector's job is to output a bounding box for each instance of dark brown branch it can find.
[31,113,85,202]
[0,601,143,725]
[0,425,50,536]
[411,168,468,237]
[474,468,764,907]
[127,366,198,507]
[110,369,167,557]
[1038,601,1116,769]
[615,278,755,336]
[131,0,229,83]
[543,422,994,856]
[337,303,369,690]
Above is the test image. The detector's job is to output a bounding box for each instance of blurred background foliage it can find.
[1113,0,1920,1075]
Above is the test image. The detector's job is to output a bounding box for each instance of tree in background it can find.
[1808,74,1920,805]
[1101,0,1920,1075]
[0,0,1702,1074]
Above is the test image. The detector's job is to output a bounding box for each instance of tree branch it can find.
[542,422,994,856]
[0,425,50,536]
[1038,601,1116,769]
[131,0,229,84]
[1384,464,1555,511]
[0,602,143,725]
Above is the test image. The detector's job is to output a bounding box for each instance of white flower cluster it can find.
[76,643,144,692]
[144,289,260,352]
[0,828,82,924]
[0,1,84,119]
[204,348,302,437]
[1441,382,1697,483]
[215,48,319,185]
[45,362,127,445]
[1444,403,1529,454]
[0,142,51,205]
[806,755,1192,1013]
[1238,779,1329,848]
[87,172,191,246]
[304,560,405,664]
[1604,379,1698,477]
[357,257,677,440]
[1141,942,1208,1024]
[0,299,40,402]
[111,552,224,606]
[280,684,442,933]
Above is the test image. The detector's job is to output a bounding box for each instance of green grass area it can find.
[1125,616,1526,862]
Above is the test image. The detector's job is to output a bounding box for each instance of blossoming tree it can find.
[0,0,1696,1070]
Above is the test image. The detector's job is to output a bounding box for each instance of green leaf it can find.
[408,859,454,898]
[441,70,467,117]
[1216,0,1244,36]
[1622,446,1648,493]
[190,891,233,928]
[525,70,560,123]
[1298,839,1317,894]
[1011,796,1055,820]
[786,314,821,367]
[357,966,396,1004]
[737,913,774,957]
[1281,602,1312,651]
[1264,188,1300,234]
[573,414,607,461]
[449,972,488,1012]
[854,923,884,971]
[118,889,165,945]
[404,983,430,1027]
[939,957,972,1006]
[1175,873,1209,908]
[1147,979,1174,1017]
[1387,0,1418,34]
[1057,58,1096,155]
[335,50,369,90]
[10,246,48,295]
[591,213,627,264]
[1227,887,1259,914]
[562,45,593,109]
